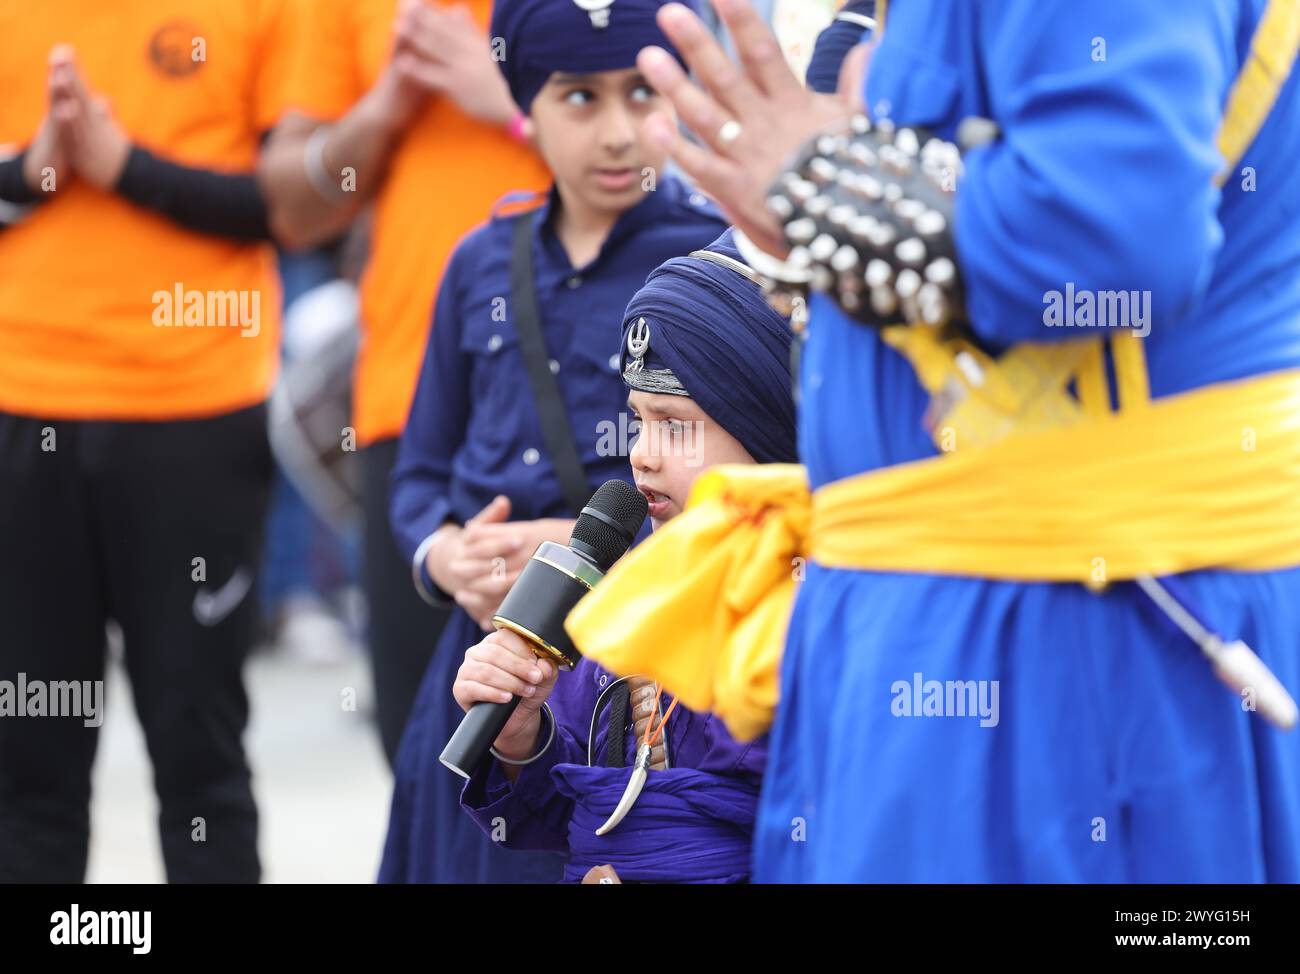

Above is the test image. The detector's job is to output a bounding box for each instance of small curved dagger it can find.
[596,743,651,835]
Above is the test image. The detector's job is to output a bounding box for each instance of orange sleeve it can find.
[247,0,300,132]
[281,0,366,122]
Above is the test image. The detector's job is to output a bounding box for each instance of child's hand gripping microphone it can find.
[440,480,648,778]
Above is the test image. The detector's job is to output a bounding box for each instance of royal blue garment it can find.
[491,0,694,114]
[460,657,766,883]
[381,176,725,884]
[755,0,1300,882]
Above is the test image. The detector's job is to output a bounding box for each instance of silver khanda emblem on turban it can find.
[573,0,614,29]
[626,317,650,373]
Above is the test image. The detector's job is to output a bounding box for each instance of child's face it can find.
[627,389,755,533]
[527,67,673,220]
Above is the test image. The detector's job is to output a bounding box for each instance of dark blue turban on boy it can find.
[491,0,694,114]
[619,228,799,465]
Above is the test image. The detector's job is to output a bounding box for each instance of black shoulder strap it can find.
[603,681,631,769]
[510,209,591,516]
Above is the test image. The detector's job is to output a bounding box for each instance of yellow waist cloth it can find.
[565,369,1300,741]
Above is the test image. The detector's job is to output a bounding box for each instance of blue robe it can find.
[755,0,1300,882]
[380,177,725,883]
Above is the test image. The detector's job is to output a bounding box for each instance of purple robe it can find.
[461,657,766,883]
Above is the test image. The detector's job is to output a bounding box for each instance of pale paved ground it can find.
[86,649,392,884]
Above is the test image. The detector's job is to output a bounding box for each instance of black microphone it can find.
[440,480,648,778]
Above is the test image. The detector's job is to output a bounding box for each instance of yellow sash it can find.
[564,0,1300,742]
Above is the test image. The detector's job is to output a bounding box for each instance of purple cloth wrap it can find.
[550,763,758,883]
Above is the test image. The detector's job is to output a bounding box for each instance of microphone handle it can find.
[439,694,523,779]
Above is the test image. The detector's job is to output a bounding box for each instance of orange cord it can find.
[642,683,679,749]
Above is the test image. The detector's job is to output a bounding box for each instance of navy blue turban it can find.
[491,0,693,114]
[805,0,876,94]
[619,228,798,465]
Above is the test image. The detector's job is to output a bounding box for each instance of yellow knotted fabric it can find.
[564,0,1300,740]
[566,464,809,743]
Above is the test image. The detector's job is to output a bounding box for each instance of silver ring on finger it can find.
[716,119,743,147]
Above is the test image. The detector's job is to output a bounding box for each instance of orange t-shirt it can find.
[284,0,551,446]
[0,0,294,421]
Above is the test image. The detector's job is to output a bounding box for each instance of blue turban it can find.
[805,0,876,94]
[491,0,693,114]
[619,228,798,465]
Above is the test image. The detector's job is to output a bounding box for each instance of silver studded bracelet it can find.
[762,113,972,331]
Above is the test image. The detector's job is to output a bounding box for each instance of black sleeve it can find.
[113,145,272,242]
[0,152,44,205]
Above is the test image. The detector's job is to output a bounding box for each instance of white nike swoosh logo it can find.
[193,568,254,627]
